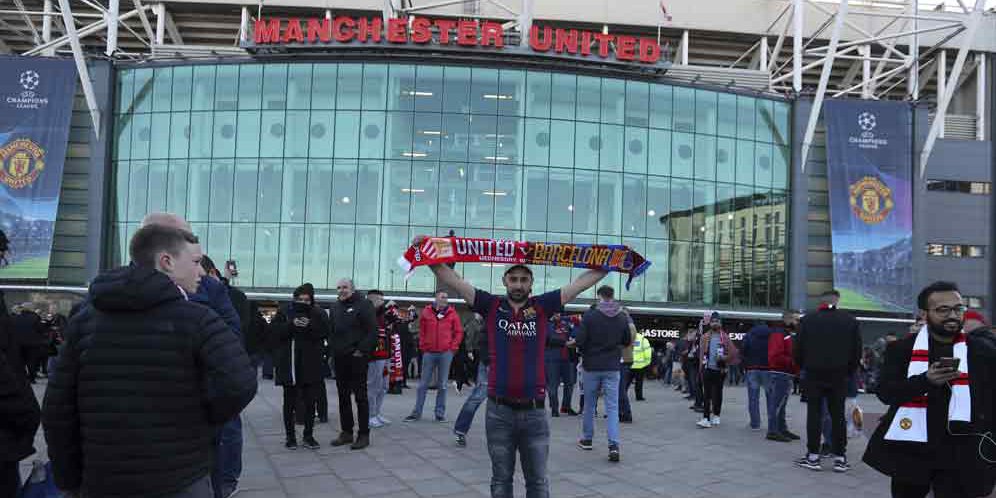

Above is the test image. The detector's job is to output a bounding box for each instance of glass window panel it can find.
[496,116,524,165]
[669,241,691,302]
[691,242,715,305]
[693,181,716,244]
[113,115,131,161]
[525,71,551,118]
[715,183,736,246]
[210,160,234,221]
[206,224,232,264]
[773,101,790,146]
[191,66,215,111]
[384,160,412,225]
[214,65,239,111]
[284,110,310,157]
[572,169,597,234]
[736,140,755,185]
[522,167,548,232]
[130,113,151,160]
[116,70,134,113]
[169,66,192,112]
[599,124,623,171]
[186,159,212,222]
[277,224,305,287]
[672,132,694,178]
[309,111,334,158]
[574,122,599,170]
[550,73,576,120]
[281,159,308,222]
[287,64,313,110]
[571,234,598,300]
[772,146,789,189]
[303,225,331,290]
[468,115,497,162]
[547,168,573,233]
[460,228,494,292]
[755,142,773,188]
[645,239,669,301]
[717,93,737,138]
[331,160,358,223]
[237,65,262,110]
[597,172,622,235]
[235,111,261,158]
[360,110,388,159]
[333,111,360,158]
[521,230,548,290]
[523,118,550,166]
[441,113,470,162]
[576,76,600,122]
[549,120,575,168]
[670,178,692,241]
[619,237,646,301]
[337,64,363,110]
[673,87,695,133]
[716,137,735,183]
[233,159,258,222]
[498,69,526,116]
[438,162,468,226]
[311,64,337,109]
[414,65,444,113]
[252,224,279,287]
[329,225,355,285]
[622,174,647,237]
[600,78,624,125]
[695,90,717,136]
[543,232,572,292]
[737,95,755,140]
[624,127,648,174]
[650,85,672,130]
[152,67,172,112]
[624,81,650,127]
[212,111,236,157]
[226,224,254,285]
[717,244,733,305]
[694,135,716,181]
[188,112,213,158]
[125,161,148,222]
[648,129,671,177]
[132,69,154,113]
[470,68,499,115]
[305,160,333,223]
[354,225,381,289]
[259,111,286,158]
[166,160,188,217]
[412,112,442,160]
[647,176,670,239]
[442,66,471,113]
[736,184,755,248]
[755,98,774,143]
[168,112,190,158]
[494,165,521,229]
[380,226,410,291]
[361,64,388,110]
[256,159,283,223]
[467,163,496,228]
[147,160,168,213]
[410,161,439,225]
[356,160,382,224]
[387,64,416,111]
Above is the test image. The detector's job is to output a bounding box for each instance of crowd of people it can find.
[1,212,996,498]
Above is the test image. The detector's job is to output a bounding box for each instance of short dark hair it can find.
[822,289,841,298]
[129,225,198,268]
[917,281,960,311]
[596,285,615,299]
[434,289,448,297]
[200,254,217,274]
[368,289,384,297]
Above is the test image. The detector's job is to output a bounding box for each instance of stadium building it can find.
[0,0,993,336]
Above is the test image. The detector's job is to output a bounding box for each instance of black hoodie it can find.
[42,265,257,498]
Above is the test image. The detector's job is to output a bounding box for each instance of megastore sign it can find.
[248,16,666,66]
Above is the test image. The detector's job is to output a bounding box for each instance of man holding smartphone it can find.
[863,281,996,498]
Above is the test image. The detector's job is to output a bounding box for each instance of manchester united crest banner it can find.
[0,56,77,279]
[825,99,913,313]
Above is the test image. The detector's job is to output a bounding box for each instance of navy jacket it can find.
[742,324,772,370]
[190,276,241,337]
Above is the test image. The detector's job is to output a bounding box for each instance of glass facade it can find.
[110,62,790,308]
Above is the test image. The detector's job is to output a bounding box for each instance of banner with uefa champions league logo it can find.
[825,99,914,313]
[0,56,77,279]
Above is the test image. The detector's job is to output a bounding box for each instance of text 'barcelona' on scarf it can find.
[398,236,652,289]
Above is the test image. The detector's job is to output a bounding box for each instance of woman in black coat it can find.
[0,315,41,496]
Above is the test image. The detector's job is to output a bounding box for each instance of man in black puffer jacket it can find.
[43,224,257,498]
[1,310,40,496]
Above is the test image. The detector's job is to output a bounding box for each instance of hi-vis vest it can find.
[632,333,652,370]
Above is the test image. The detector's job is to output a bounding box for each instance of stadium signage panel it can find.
[250,16,663,65]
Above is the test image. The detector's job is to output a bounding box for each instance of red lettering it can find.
[387,18,407,43]
[306,17,331,43]
[434,19,456,44]
[481,21,504,48]
[357,17,383,43]
[616,35,636,61]
[411,17,432,43]
[554,28,578,54]
[594,33,613,58]
[580,31,592,56]
[282,18,304,43]
[638,37,661,63]
[254,18,281,44]
[333,16,355,42]
[529,25,552,51]
[457,20,478,46]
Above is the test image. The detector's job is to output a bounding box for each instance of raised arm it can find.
[412,236,476,305]
[560,269,608,306]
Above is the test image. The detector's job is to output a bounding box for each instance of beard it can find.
[928,318,963,337]
[507,289,529,304]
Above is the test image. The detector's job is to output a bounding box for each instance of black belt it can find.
[488,396,545,410]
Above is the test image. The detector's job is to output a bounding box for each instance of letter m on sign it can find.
[255,18,281,43]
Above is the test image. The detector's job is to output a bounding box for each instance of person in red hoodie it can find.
[766,310,802,442]
[405,291,463,422]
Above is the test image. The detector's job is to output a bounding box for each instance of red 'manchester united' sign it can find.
[252,16,663,65]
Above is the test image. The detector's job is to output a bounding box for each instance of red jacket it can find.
[419,305,463,353]
[768,329,799,375]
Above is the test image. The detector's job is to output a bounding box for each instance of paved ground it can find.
[26,377,896,498]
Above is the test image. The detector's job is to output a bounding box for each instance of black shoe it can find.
[302,436,320,450]
[350,433,370,450]
[455,434,467,447]
[766,433,793,442]
[577,439,593,451]
[330,433,353,447]
[620,416,633,424]
[782,430,801,440]
[285,439,298,450]
[795,455,822,471]
[608,445,620,462]
[551,410,560,418]
[636,397,646,402]
[404,415,419,422]
[562,407,579,416]
[833,456,851,473]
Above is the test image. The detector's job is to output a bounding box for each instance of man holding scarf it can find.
[863,281,996,498]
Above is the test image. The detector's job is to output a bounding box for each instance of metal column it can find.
[793,0,803,93]
[105,0,119,55]
[862,44,871,99]
[938,49,946,138]
[977,53,986,141]
[42,0,53,56]
[800,0,849,171]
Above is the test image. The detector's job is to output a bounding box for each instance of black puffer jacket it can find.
[0,317,40,463]
[329,293,377,358]
[42,265,257,497]
[267,303,329,386]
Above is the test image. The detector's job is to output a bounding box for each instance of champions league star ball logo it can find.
[848,111,888,149]
[857,111,877,132]
[849,176,894,225]
[7,69,50,109]
[19,70,40,91]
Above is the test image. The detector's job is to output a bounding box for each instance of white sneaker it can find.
[377,415,391,425]
[697,418,713,429]
[368,417,384,428]
[710,416,721,426]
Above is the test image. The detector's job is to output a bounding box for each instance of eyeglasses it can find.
[930,305,967,316]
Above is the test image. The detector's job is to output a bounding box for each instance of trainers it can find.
[710,416,721,426]
[795,455,822,471]
[766,433,793,442]
[577,439,593,451]
[435,416,447,423]
[368,417,384,429]
[783,430,801,440]
[403,415,419,422]
[696,418,713,429]
[285,439,298,450]
[330,432,354,447]
[302,436,320,450]
[377,415,391,425]
[455,434,467,447]
[350,433,370,450]
[608,445,620,462]
[833,456,851,473]
[749,425,763,432]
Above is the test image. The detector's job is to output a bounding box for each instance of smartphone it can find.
[937,357,960,370]
[292,302,310,315]
[225,259,238,277]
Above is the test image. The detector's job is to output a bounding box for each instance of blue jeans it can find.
[746,370,771,429]
[768,372,792,434]
[367,359,388,419]
[544,356,574,412]
[660,361,673,385]
[454,364,488,436]
[486,402,549,498]
[411,351,453,419]
[211,415,242,498]
[618,363,632,418]
[582,370,620,447]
